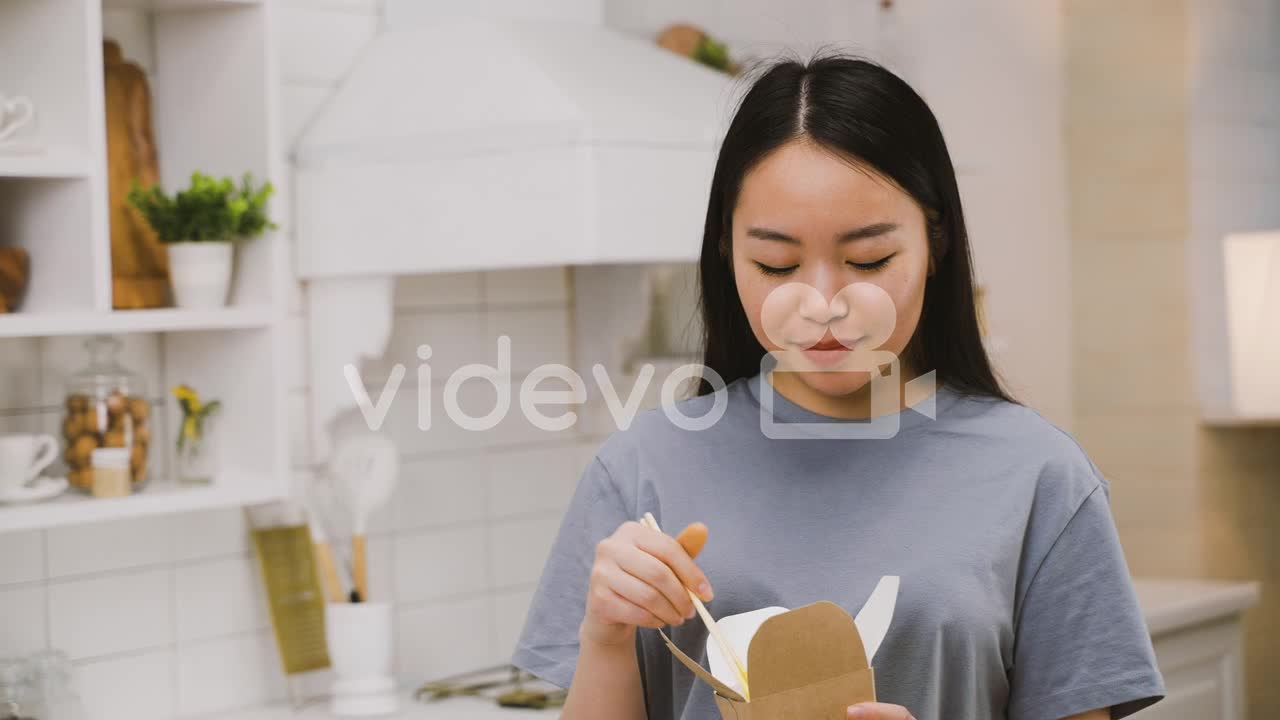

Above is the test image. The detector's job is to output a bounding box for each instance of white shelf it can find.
[211,694,557,720]
[103,0,261,10]
[1202,414,1280,428]
[0,305,273,338]
[0,471,282,533]
[0,147,92,179]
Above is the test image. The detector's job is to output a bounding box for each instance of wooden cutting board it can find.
[0,246,29,313]
[104,39,171,309]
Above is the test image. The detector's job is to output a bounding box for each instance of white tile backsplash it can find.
[0,529,45,585]
[76,648,176,720]
[365,310,490,382]
[172,508,250,562]
[394,455,489,532]
[176,632,286,716]
[487,444,582,519]
[491,587,536,662]
[288,389,312,467]
[284,314,309,392]
[0,410,46,435]
[481,267,568,306]
[394,525,488,604]
[0,338,42,411]
[367,534,396,603]
[174,556,269,642]
[488,513,562,589]
[397,596,494,683]
[485,307,571,376]
[394,272,485,310]
[46,515,174,578]
[0,585,47,654]
[48,569,172,660]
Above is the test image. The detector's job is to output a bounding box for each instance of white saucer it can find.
[0,476,69,504]
[0,139,46,155]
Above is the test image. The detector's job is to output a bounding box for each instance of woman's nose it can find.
[797,284,849,324]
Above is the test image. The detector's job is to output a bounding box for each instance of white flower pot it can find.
[167,242,233,309]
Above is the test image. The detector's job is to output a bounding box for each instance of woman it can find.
[513,56,1164,720]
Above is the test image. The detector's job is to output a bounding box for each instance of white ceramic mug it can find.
[326,602,399,717]
[0,94,35,144]
[0,433,58,495]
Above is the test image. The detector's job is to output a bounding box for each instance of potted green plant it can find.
[127,172,276,309]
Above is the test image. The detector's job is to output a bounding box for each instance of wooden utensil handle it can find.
[352,535,369,601]
[313,541,345,603]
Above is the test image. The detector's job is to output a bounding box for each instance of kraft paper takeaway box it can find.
[660,576,899,720]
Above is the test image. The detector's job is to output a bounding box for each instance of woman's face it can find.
[731,138,931,401]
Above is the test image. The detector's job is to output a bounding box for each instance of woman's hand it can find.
[579,521,714,649]
[847,703,915,719]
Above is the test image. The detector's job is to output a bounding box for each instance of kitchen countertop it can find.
[231,578,1258,720]
[226,695,558,720]
[1132,577,1261,636]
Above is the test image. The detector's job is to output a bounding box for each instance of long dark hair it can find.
[697,55,1011,402]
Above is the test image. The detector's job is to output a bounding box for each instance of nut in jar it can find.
[62,336,151,493]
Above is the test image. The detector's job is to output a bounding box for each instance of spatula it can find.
[330,431,399,602]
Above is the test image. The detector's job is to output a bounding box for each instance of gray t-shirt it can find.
[513,376,1164,720]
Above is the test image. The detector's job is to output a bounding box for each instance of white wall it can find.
[1187,1,1280,714]
[1187,0,1280,415]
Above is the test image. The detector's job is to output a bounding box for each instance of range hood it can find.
[294,12,735,279]
[295,3,734,459]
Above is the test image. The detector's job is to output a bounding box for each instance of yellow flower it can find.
[171,384,203,414]
[171,385,221,451]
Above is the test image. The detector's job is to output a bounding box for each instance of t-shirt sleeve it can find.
[1008,483,1165,720]
[511,456,632,689]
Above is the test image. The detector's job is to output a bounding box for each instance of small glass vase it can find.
[175,421,216,487]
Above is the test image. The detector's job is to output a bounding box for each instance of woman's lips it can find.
[802,348,852,368]
[792,334,866,368]
[783,330,875,363]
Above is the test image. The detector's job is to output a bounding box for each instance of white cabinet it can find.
[0,0,290,532]
[1133,579,1260,720]
[1139,618,1244,720]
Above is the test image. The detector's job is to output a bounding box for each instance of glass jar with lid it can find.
[61,335,151,494]
[24,650,86,720]
[0,657,34,720]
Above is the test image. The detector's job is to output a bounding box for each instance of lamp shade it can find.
[1223,230,1280,417]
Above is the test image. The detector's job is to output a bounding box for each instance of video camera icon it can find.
[756,350,936,440]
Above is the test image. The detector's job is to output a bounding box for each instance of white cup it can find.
[0,433,58,495]
[326,602,399,717]
[0,95,35,144]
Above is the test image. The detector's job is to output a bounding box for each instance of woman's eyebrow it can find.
[744,227,799,244]
[837,222,898,242]
[744,222,899,244]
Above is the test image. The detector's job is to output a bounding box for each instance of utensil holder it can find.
[326,602,398,717]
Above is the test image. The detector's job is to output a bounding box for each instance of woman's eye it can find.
[753,262,798,277]
[848,254,895,272]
